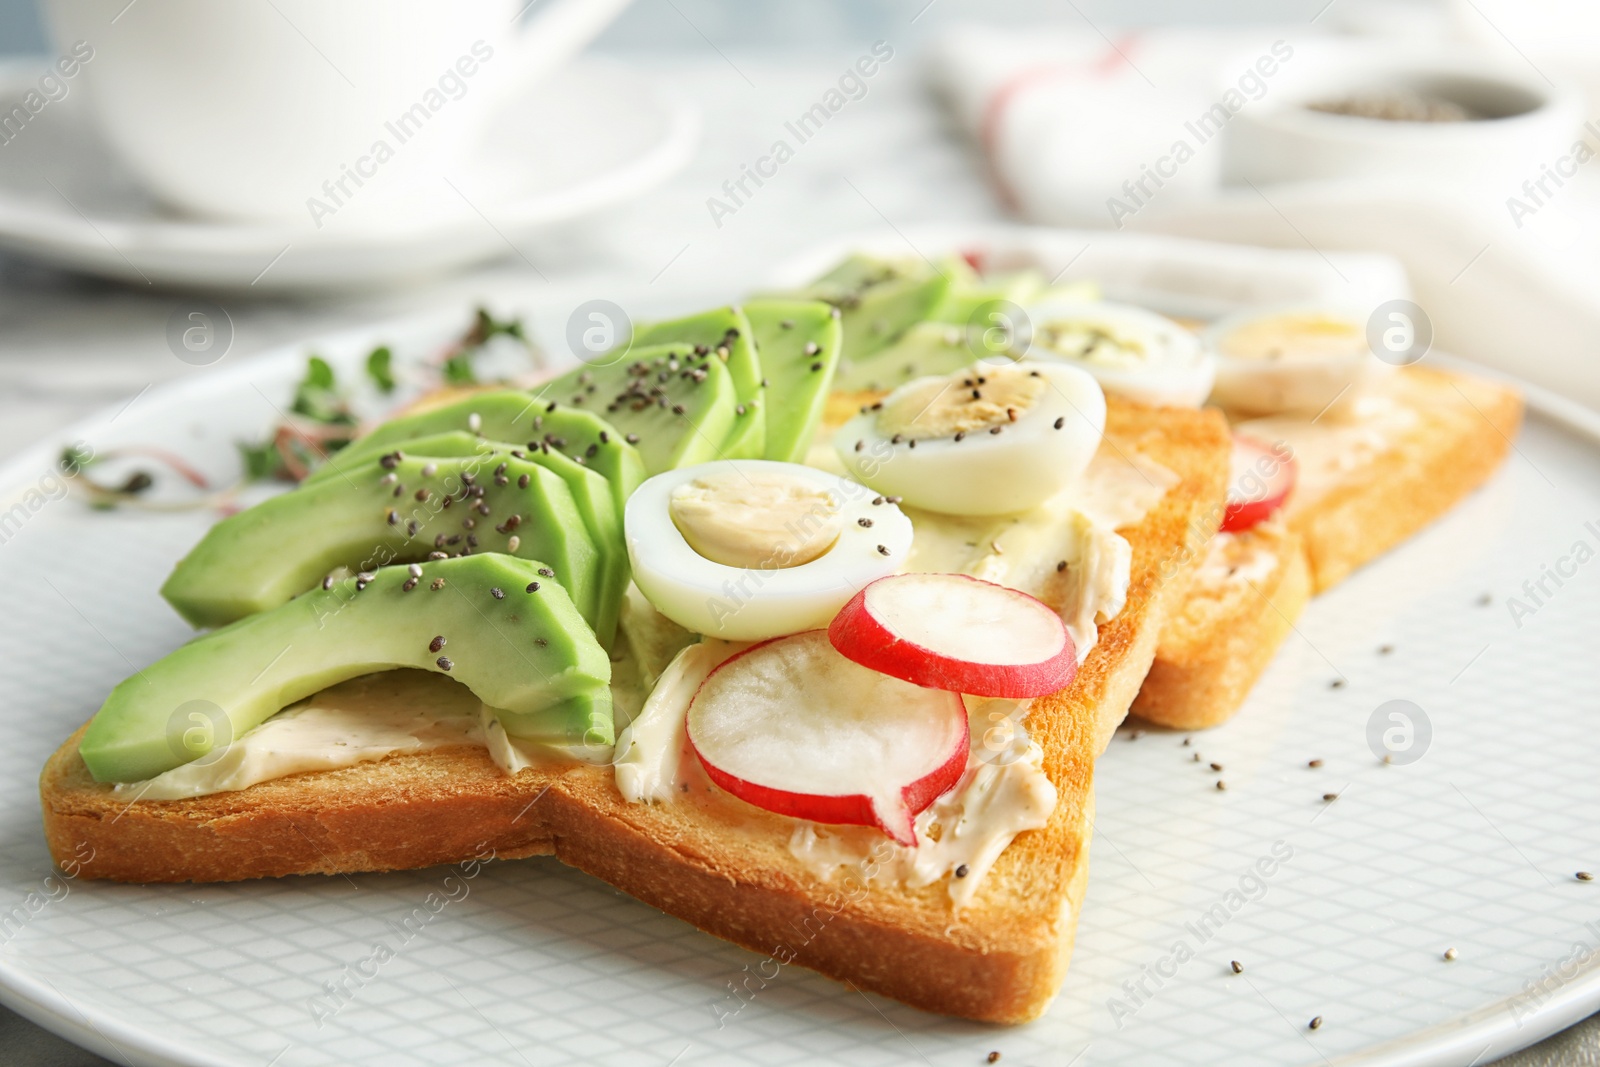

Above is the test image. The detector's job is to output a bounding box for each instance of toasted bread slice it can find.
[1261,365,1522,593]
[1132,519,1311,730]
[1133,364,1522,730]
[40,397,1230,1024]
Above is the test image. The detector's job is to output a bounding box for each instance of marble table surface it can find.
[0,48,1591,1067]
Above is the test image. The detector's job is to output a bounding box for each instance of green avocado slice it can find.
[536,342,737,475]
[305,392,646,517]
[83,555,612,783]
[833,320,982,392]
[529,405,647,514]
[929,269,1047,324]
[773,253,954,363]
[162,452,603,634]
[836,277,1104,391]
[745,299,843,463]
[627,306,764,460]
[344,431,629,648]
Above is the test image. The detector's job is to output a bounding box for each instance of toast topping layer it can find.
[1192,523,1284,591]
[1236,388,1420,509]
[1028,301,1216,409]
[833,362,1106,516]
[609,431,1171,899]
[1206,307,1380,419]
[901,448,1171,661]
[788,695,1056,910]
[875,362,1045,438]
[1217,312,1366,361]
[614,638,742,803]
[610,628,1057,906]
[118,671,613,800]
[120,672,481,800]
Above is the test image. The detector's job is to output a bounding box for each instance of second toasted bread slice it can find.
[1134,364,1523,730]
[1133,519,1311,730]
[1255,365,1523,593]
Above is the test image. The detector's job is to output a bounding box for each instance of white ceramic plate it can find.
[1,241,1597,1067]
[0,57,698,292]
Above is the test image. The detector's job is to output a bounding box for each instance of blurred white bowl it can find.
[1223,41,1584,194]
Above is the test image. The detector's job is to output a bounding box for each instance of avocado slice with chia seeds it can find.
[83,554,612,783]
[626,307,764,460]
[307,393,647,518]
[162,452,604,635]
[832,320,983,393]
[536,342,737,475]
[330,431,628,648]
[744,299,843,463]
[773,253,955,363]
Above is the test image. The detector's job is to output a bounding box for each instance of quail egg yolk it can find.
[1221,314,1365,361]
[668,469,844,570]
[876,362,1047,440]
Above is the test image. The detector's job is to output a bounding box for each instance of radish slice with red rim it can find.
[686,630,968,846]
[829,572,1076,698]
[1222,434,1296,533]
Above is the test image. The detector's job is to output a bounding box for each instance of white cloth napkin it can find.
[926,24,1297,227]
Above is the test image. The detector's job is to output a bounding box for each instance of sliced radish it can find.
[686,630,968,846]
[828,573,1076,698]
[1222,434,1297,533]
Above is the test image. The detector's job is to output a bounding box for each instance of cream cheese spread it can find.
[119,672,482,801]
[1192,527,1283,590]
[613,638,744,803]
[902,448,1173,661]
[788,696,1057,911]
[120,670,612,801]
[1236,392,1418,511]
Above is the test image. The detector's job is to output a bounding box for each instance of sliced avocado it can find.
[929,269,1048,324]
[1030,277,1102,304]
[775,253,954,362]
[83,555,612,783]
[744,299,843,462]
[163,452,603,634]
[310,431,628,648]
[618,583,696,689]
[628,307,764,460]
[536,342,737,475]
[531,405,647,515]
[833,320,982,392]
[305,392,646,518]
[488,439,626,650]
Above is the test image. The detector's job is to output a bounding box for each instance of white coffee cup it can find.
[44,0,634,227]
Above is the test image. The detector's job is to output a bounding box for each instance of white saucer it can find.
[0,57,699,292]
